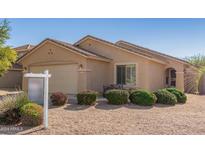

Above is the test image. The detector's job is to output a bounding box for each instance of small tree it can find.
[0,19,17,76]
[184,54,205,92]
[185,54,205,67]
[185,54,205,73]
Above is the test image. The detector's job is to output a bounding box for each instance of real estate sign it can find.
[24,70,51,129]
[28,78,44,104]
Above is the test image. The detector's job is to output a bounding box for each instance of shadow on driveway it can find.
[64,98,90,111]
[154,104,175,108]
[95,101,122,110]
[124,103,153,110]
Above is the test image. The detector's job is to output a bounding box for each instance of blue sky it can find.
[2,18,205,58]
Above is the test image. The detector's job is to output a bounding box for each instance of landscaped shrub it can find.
[15,93,31,109]
[129,89,157,106]
[0,95,17,113]
[165,88,187,103]
[127,88,140,94]
[0,93,31,125]
[154,89,177,105]
[20,103,43,126]
[50,92,68,106]
[105,89,129,105]
[77,90,98,105]
[3,108,21,124]
[103,84,123,96]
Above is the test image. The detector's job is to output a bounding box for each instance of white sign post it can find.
[24,70,51,129]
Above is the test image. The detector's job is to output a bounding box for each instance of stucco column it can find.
[78,70,88,92]
[144,61,150,90]
[22,70,28,92]
[176,71,184,92]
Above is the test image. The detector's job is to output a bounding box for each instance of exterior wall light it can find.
[79,64,83,70]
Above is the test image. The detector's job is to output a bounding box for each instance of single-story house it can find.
[16,35,199,94]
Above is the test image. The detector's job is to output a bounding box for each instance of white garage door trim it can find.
[30,64,78,94]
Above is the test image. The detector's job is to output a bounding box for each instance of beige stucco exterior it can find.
[20,41,88,94]
[77,38,192,92]
[18,36,198,94]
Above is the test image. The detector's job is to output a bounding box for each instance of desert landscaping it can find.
[0,94,205,135]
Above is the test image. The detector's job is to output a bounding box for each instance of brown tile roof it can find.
[74,35,154,59]
[14,44,35,52]
[116,40,196,67]
[49,38,109,59]
[74,35,197,68]
[17,38,111,63]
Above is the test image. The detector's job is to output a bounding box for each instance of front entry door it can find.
[166,68,176,87]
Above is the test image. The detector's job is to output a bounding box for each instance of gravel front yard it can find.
[1,94,205,135]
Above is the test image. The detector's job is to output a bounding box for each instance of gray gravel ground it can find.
[1,94,205,135]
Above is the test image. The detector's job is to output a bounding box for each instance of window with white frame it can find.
[116,64,136,85]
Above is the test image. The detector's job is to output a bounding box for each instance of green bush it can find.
[77,90,98,105]
[127,88,140,94]
[0,95,17,113]
[20,103,43,126]
[165,88,187,103]
[105,89,129,105]
[50,92,67,106]
[15,93,31,109]
[129,89,157,106]
[154,89,177,105]
[0,93,30,125]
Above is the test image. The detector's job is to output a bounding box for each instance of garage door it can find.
[30,64,78,94]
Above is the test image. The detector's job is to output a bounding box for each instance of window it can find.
[116,64,136,85]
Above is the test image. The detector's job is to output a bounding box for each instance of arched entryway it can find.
[165,68,176,87]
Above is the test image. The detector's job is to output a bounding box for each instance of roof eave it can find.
[17,38,111,63]
[116,40,198,70]
[74,35,167,65]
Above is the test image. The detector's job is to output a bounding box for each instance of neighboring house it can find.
[14,44,35,58]
[17,35,198,94]
[0,44,34,89]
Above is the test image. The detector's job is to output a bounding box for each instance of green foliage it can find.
[50,92,67,106]
[0,47,17,76]
[20,103,43,126]
[0,19,17,76]
[15,93,31,108]
[0,93,30,112]
[154,89,177,105]
[0,93,31,125]
[77,90,98,105]
[105,89,129,105]
[165,88,187,103]
[129,89,157,106]
[0,95,17,113]
[0,19,10,47]
[185,54,205,67]
[184,54,205,77]
[127,88,140,94]
[184,54,205,93]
